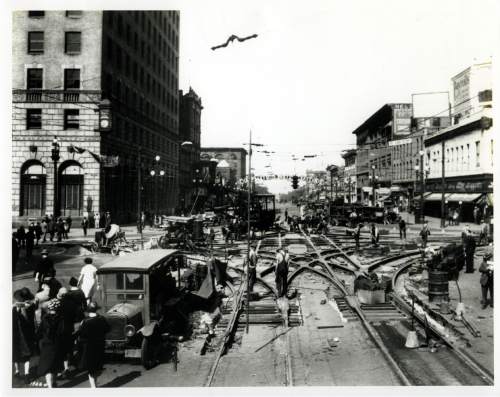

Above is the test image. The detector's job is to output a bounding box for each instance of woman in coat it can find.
[12,288,37,384]
[75,302,110,387]
[37,299,64,388]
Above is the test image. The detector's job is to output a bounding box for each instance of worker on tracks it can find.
[247,245,258,292]
[420,222,431,248]
[353,223,363,251]
[370,223,380,247]
[275,248,289,298]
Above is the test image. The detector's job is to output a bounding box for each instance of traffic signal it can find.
[292,175,299,189]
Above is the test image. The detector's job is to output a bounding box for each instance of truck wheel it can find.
[111,243,119,256]
[158,236,168,249]
[141,337,159,369]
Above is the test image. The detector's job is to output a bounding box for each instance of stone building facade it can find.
[178,88,202,211]
[200,147,247,186]
[12,10,180,225]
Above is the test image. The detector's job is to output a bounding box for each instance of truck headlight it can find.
[124,324,136,338]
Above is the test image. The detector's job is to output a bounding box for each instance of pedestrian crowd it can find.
[12,252,109,388]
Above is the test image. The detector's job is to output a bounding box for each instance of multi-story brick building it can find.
[352,103,412,205]
[423,61,493,222]
[341,149,357,203]
[390,115,451,204]
[12,10,180,225]
[178,88,202,212]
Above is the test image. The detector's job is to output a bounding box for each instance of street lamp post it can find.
[51,137,60,218]
[345,177,352,204]
[150,155,165,225]
[370,165,377,207]
[419,150,425,223]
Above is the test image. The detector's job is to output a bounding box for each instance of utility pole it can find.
[441,95,452,228]
[371,165,376,207]
[419,150,425,223]
[441,140,446,228]
[246,129,252,334]
[137,146,143,249]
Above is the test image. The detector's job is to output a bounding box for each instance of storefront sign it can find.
[452,69,470,116]
[426,178,492,193]
[393,104,412,136]
[388,138,412,147]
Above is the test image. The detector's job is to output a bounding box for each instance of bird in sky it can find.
[211,34,258,51]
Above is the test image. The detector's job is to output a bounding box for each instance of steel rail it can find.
[390,259,494,385]
[300,229,412,386]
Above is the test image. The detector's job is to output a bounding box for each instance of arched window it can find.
[59,161,84,216]
[20,160,46,216]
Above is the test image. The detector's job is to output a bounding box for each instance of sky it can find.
[177,0,497,194]
[1,0,497,195]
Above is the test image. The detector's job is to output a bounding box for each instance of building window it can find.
[28,11,44,18]
[460,145,464,171]
[64,69,80,89]
[64,109,79,129]
[64,69,80,101]
[466,143,470,170]
[20,161,46,216]
[28,31,44,54]
[65,32,82,54]
[476,141,480,167]
[59,161,84,217]
[66,11,82,18]
[27,68,43,89]
[27,109,42,129]
[26,68,43,101]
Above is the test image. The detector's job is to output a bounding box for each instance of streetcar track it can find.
[204,226,492,386]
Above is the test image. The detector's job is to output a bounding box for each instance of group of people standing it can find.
[245,246,290,299]
[12,216,73,272]
[13,253,109,388]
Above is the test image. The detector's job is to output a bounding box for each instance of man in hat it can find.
[44,268,62,300]
[34,249,54,291]
[420,222,430,248]
[370,223,380,247]
[398,216,407,240]
[104,211,112,229]
[275,248,289,298]
[464,228,477,273]
[353,223,362,251]
[247,245,258,293]
[12,287,36,384]
[75,302,110,388]
[78,258,98,304]
[12,233,19,273]
[479,255,494,308]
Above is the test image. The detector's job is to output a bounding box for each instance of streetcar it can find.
[233,193,277,232]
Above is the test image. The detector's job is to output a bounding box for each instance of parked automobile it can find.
[96,249,213,368]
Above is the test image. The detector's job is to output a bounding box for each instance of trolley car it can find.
[233,193,276,231]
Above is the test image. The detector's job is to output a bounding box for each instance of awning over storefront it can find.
[425,193,451,202]
[475,193,493,207]
[446,193,482,203]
